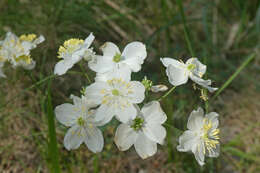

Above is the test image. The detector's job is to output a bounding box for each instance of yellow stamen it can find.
[19,34,37,42]
[58,38,84,58]
[15,55,32,64]
[202,118,220,151]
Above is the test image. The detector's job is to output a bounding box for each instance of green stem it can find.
[212,53,256,100]
[176,0,194,56]
[79,63,91,83]
[47,79,61,173]
[164,123,183,134]
[93,154,99,173]
[158,86,176,102]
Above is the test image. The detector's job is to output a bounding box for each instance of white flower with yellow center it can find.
[85,69,145,124]
[177,107,220,166]
[55,95,105,152]
[54,33,95,75]
[88,41,147,77]
[0,32,45,70]
[160,57,218,92]
[114,101,167,159]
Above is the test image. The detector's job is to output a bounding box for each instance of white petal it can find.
[69,95,81,105]
[194,140,205,166]
[94,104,115,124]
[55,103,79,126]
[186,58,206,77]
[84,33,95,48]
[115,103,137,123]
[64,125,84,150]
[100,42,120,57]
[134,132,157,159]
[177,130,198,152]
[127,81,145,103]
[205,112,219,129]
[160,57,183,67]
[88,55,115,73]
[141,101,167,124]
[121,42,147,72]
[33,35,45,45]
[54,60,73,75]
[94,65,131,82]
[114,124,138,151]
[187,107,204,131]
[84,82,110,104]
[122,42,147,60]
[121,57,143,72]
[84,126,104,153]
[166,64,189,86]
[189,74,218,93]
[143,124,166,144]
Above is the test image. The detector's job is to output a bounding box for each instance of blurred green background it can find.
[0,0,260,172]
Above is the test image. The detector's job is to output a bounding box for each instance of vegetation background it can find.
[0,0,260,172]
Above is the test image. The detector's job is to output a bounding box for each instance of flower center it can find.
[113,53,121,62]
[112,89,120,96]
[131,117,144,131]
[77,117,85,126]
[202,118,220,153]
[101,78,133,108]
[187,64,196,71]
[58,38,84,58]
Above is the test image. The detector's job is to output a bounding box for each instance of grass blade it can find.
[212,53,256,100]
[176,0,194,56]
[46,79,61,173]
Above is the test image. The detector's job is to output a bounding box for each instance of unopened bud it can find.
[141,76,153,91]
[151,85,168,93]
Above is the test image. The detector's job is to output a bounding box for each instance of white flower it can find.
[160,57,218,92]
[85,68,145,124]
[114,101,167,159]
[177,107,220,166]
[55,95,104,152]
[88,41,147,76]
[54,33,95,75]
[0,32,45,70]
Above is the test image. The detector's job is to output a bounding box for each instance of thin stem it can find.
[79,62,91,83]
[164,123,183,137]
[176,0,194,56]
[158,86,176,102]
[46,79,61,173]
[212,53,256,100]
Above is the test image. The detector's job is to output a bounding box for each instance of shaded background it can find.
[0,0,260,172]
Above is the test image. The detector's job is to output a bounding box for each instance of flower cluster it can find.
[0,32,45,77]
[54,32,220,165]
